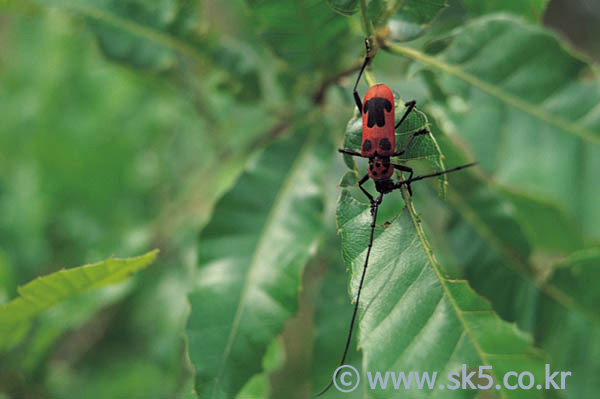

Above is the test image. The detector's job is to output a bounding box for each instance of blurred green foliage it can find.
[0,0,599,398]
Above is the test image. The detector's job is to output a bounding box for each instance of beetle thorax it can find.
[368,155,393,181]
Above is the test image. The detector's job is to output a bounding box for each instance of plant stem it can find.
[364,69,376,86]
[359,0,373,37]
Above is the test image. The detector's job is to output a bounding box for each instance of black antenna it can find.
[397,162,478,189]
[315,192,383,397]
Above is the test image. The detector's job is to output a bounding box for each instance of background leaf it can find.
[186,129,333,398]
[391,15,600,245]
[536,250,600,399]
[459,0,550,22]
[385,0,448,42]
[326,0,359,16]
[245,0,351,74]
[34,0,266,102]
[546,248,600,318]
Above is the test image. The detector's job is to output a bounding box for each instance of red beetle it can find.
[339,50,427,200]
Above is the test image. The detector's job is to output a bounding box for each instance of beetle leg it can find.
[392,164,414,196]
[358,173,378,215]
[391,128,429,157]
[394,100,416,129]
[358,174,375,203]
[338,148,363,157]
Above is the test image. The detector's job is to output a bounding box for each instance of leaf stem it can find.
[364,69,376,86]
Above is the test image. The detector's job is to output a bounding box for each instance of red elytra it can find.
[361,84,395,180]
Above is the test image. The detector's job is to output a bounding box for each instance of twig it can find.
[359,0,374,37]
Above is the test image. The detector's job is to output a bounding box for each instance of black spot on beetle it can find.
[364,97,392,128]
[362,139,372,152]
[372,171,378,176]
[379,138,392,151]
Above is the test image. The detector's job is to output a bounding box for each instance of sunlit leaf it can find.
[186,129,333,398]
[0,250,158,351]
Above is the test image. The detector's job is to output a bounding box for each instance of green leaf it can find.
[245,0,351,73]
[384,0,448,42]
[34,0,205,70]
[431,117,599,322]
[366,0,387,24]
[340,170,359,187]
[186,129,333,399]
[536,291,600,398]
[535,252,600,398]
[342,98,448,194]
[326,0,359,16]
[388,15,600,241]
[0,250,158,351]
[500,188,584,254]
[447,172,532,262]
[429,104,585,255]
[459,0,550,22]
[33,0,263,101]
[235,337,285,399]
[337,190,546,398]
[311,259,363,399]
[546,248,600,319]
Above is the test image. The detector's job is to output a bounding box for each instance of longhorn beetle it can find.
[316,40,476,397]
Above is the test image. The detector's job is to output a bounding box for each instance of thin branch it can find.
[359,0,373,37]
